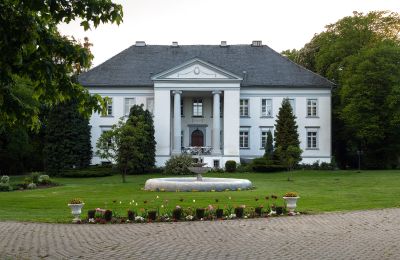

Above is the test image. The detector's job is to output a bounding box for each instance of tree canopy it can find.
[283,11,400,168]
[0,0,123,131]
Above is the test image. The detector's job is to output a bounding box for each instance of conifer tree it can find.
[264,130,274,160]
[44,100,92,174]
[274,99,302,179]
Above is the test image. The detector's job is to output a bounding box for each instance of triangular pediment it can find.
[151,58,242,81]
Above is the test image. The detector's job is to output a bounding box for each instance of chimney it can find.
[251,40,262,47]
[135,41,146,47]
[172,41,179,47]
[220,41,227,47]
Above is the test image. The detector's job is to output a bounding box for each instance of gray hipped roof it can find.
[79,44,333,88]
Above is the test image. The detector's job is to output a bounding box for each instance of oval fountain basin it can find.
[144,177,253,192]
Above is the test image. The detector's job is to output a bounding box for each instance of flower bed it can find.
[73,193,301,224]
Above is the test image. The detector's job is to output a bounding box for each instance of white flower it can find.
[135,216,145,222]
[186,215,194,220]
[156,195,159,199]
[129,202,132,205]
[228,213,236,219]
[193,199,196,203]
[119,201,122,204]
[161,205,164,208]
[135,203,138,206]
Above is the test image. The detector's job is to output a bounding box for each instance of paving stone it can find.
[1,208,400,259]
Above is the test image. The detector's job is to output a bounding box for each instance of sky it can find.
[58,0,400,67]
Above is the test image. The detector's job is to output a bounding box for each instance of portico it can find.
[151,58,242,166]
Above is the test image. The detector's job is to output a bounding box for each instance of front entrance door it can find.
[191,130,204,146]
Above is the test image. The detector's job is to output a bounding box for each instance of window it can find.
[193,98,203,117]
[307,99,318,117]
[181,99,184,117]
[213,160,220,168]
[261,99,272,117]
[307,130,318,149]
[146,98,154,114]
[124,98,135,116]
[220,98,223,117]
[240,99,249,117]
[101,98,113,116]
[220,130,223,150]
[239,130,249,148]
[260,128,273,148]
[100,129,112,148]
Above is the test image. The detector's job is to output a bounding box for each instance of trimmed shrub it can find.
[172,207,183,220]
[234,207,244,218]
[251,158,286,173]
[127,210,135,221]
[216,208,224,219]
[147,210,157,221]
[275,206,284,215]
[0,176,12,192]
[59,165,115,178]
[195,208,205,219]
[164,155,193,175]
[104,210,113,221]
[255,207,263,216]
[88,210,96,219]
[225,160,237,172]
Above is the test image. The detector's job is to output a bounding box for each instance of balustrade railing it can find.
[181,146,213,155]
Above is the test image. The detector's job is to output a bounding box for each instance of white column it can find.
[223,89,240,157]
[212,90,222,155]
[154,88,171,165]
[172,90,182,154]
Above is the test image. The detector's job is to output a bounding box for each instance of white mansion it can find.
[79,41,333,167]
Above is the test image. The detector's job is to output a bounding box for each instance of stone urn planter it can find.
[283,192,299,215]
[68,199,84,223]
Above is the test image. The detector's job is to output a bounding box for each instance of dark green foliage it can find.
[251,158,286,173]
[234,207,244,218]
[0,125,43,175]
[225,160,237,172]
[216,208,224,218]
[44,101,92,174]
[59,165,115,178]
[88,210,96,219]
[0,0,123,130]
[127,210,135,221]
[255,207,263,216]
[164,155,193,175]
[172,207,183,220]
[104,210,113,222]
[31,172,39,184]
[195,208,205,219]
[0,176,13,192]
[275,206,284,215]
[147,210,157,221]
[118,105,156,180]
[274,99,302,173]
[264,130,274,160]
[292,11,400,169]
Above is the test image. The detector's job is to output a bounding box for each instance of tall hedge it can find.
[44,100,92,174]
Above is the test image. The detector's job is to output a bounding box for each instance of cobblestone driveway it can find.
[1,208,399,260]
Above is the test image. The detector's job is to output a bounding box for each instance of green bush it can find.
[164,155,193,175]
[0,176,12,191]
[251,158,286,172]
[31,172,40,184]
[59,165,116,178]
[236,163,250,173]
[27,183,37,189]
[234,207,244,218]
[38,175,52,185]
[225,160,237,172]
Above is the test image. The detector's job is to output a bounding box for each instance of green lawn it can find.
[1,170,400,222]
